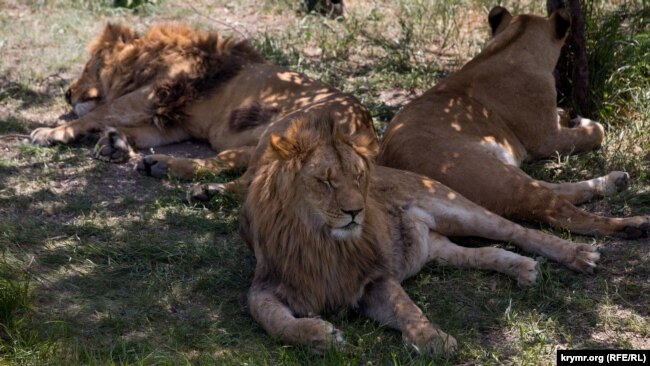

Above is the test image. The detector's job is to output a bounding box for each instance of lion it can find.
[29,23,376,182]
[378,7,650,238]
[239,111,600,355]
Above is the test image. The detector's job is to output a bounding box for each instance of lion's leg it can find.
[117,125,190,149]
[532,117,605,157]
[359,277,457,356]
[429,155,648,238]
[137,145,255,180]
[94,125,190,163]
[30,86,154,146]
[425,232,538,286]
[417,198,600,273]
[530,194,650,238]
[248,285,344,353]
[497,167,648,238]
[536,171,629,204]
[382,136,647,238]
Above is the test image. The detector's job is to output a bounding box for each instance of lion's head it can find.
[476,6,571,70]
[241,112,383,314]
[487,6,571,40]
[66,23,264,120]
[258,113,377,240]
[66,23,138,117]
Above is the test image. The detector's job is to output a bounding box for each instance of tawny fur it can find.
[77,23,263,121]
[241,113,600,356]
[30,23,376,181]
[378,7,650,238]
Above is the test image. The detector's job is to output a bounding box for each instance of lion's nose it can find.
[342,208,363,220]
[64,89,72,105]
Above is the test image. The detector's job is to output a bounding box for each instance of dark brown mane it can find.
[148,25,265,127]
[83,22,262,128]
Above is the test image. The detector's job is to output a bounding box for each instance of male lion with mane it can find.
[30,23,375,182]
[379,7,650,237]
[240,112,600,355]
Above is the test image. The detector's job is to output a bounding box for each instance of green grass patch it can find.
[0,259,57,363]
[587,2,650,123]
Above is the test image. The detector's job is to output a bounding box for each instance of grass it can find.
[1,0,649,365]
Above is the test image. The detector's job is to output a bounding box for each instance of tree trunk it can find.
[547,0,591,117]
[305,0,344,17]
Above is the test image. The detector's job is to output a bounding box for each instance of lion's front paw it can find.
[514,258,539,287]
[137,155,170,179]
[94,128,133,163]
[30,127,64,146]
[404,324,457,356]
[294,318,345,354]
[565,244,600,273]
[187,182,227,202]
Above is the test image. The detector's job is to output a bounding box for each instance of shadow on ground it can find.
[1,128,648,364]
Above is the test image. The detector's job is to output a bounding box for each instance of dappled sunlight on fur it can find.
[29,23,377,184]
[379,6,650,238]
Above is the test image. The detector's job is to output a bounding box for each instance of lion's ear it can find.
[89,23,137,54]
[551,8,571,39]
[488,6,512,36]
[270,133,297,160]
[103,23,137,44]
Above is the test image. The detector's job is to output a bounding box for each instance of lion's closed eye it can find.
[318,177,332,188]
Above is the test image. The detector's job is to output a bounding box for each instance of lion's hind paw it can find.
[567,244,600,274]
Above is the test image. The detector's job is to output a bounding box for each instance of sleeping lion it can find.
[379,7,649,238]
[239,112,600,355]
[29,23,376,181]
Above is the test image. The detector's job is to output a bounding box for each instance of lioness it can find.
[30,23,375,180]
[378,7,650,237]
[240,112,600,355]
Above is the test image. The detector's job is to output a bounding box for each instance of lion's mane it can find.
[85,23,264,126]
[240,114,391,317]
